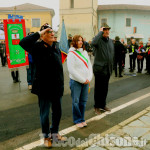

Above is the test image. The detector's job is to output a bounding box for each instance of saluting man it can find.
[19,23,66,148]
[92,23,114,115]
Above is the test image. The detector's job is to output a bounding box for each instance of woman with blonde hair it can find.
[67,35,93,128]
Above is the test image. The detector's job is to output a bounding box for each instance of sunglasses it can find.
[47,30,54,34]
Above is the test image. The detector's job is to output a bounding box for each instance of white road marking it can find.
[15,92,150,150]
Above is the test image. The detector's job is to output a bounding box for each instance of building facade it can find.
[59,0,150,44]
[0,3,54,35]
[97,4,150,44]
[59,0,98,41]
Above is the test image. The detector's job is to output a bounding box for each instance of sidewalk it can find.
[74,106,150,150]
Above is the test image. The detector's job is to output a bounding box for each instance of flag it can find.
[59,19,69,64]
[8,14,23,20]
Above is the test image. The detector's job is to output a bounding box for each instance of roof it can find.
[98,0,150,11]
[0,3,55,16]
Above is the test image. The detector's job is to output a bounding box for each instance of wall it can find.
[0,11,52,33]
[59,0,98,41]
[97,9,150,44]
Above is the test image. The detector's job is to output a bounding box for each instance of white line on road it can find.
[14,92,150,150]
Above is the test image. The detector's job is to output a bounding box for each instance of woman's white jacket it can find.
[67,47,93,83]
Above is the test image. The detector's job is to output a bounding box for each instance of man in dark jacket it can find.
[128,39,138,72]
[19,24,65,147]
[92,23,114,114]
[114,36,125,77]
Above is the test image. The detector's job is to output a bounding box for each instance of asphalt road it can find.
[0,55,150,150]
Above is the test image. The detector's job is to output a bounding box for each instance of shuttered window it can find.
[70,0,74,8]
[32,18,40,27]
[126,18,131,27]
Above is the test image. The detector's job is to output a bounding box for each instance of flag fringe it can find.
[61,50,68,55]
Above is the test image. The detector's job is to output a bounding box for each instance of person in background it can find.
[145,38,150,71]
[53,32,59,49]
[136,41,145,73]
[121,38,127,69]
[67,35,93,128]
[83,38,89,52]
[145,41,150,74]
[0,41,6,67]
[68,34,73,48]
[92,23,114,115]
[11,70,19,83]
[114,36,125,77]
[26,32,36,90]
[87,40,95,60]
[128,39,138,72]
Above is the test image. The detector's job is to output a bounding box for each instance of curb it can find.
[72,106,150,150]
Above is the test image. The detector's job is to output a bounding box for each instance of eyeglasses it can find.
[47,31,54,34]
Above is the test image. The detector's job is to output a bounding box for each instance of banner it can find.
[3,19,29,69]
[8,14,23,20]
[59,19,69,64]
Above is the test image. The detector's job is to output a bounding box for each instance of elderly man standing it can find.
[92,23,114,115]
[19,24,65,148]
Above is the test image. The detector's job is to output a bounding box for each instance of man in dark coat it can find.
[114,36,125,77]
[92,23,114,114]
[128,39,138,72]
[19,24,65,148]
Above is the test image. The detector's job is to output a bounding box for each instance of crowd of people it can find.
[114,36,150,76]
[1,22,150,148]
[18,23,114,147]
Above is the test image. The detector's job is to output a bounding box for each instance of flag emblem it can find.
[12,34,19,39]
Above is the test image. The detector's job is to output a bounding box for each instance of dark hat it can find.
[115,36,120,41]
[101,23,111,29]
[40,23,52,31]
[131,36,134,39]
[68,34,73,37]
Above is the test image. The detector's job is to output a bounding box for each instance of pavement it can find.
[73,107,150,150]
[0,54,150,150]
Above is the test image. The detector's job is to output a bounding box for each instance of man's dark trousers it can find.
[130,55,136,70]
[38,96,62,138]
[94,73,110,109]
[0,53,5,66]
[114,59,122,76]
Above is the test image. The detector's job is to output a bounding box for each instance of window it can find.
[126,18,131,27]
[70,0,74,8]
[32,18,40,27]
[101,18,107,25]
[26,28,30,35]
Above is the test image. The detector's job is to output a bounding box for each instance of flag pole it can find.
[14,6,21,92]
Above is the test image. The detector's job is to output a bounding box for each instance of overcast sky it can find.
[0,0,59,30]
